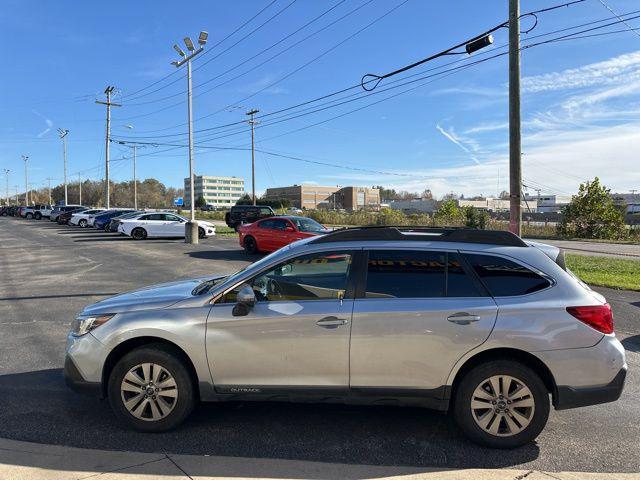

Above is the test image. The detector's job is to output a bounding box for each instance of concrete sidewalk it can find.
[0,438,637,480]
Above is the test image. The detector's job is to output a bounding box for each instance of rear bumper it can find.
[555,367,626,410]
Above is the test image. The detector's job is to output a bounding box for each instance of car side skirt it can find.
[202,385,451,411]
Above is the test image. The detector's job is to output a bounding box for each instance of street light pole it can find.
[46,177,52,204]
[3,169,9,206]
[96,86,121,209]
[22,155,28,205]
[171,31,208,244]
[246,108,259,206]
[57,128,69,205]
[509,0,522,236]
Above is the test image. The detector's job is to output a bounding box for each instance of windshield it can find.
[291,217,325,232]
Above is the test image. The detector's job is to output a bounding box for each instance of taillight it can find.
[566,303,614,334]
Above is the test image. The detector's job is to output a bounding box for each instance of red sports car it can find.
[238,215,330,254]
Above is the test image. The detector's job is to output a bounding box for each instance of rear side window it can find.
[365,250,483,298]
[464,254,551,296]
[365,250,446,298]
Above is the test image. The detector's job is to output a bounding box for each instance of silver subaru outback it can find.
[64,227,626,448]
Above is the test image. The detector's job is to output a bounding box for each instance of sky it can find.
[1,0,640,200]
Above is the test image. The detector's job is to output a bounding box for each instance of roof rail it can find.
[310,226,527,247]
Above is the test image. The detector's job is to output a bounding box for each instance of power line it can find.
[595,0,640,40]
[124,0,350,107]
[119,0,280,101]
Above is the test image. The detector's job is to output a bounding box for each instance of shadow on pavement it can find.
[621,335,640,353]
[186,249,257,262]
[0,368,540,471]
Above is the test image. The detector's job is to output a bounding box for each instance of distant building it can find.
[523,194,571,213]
[264,184,340,209]
[184,175,245,207]
[389,198,438,214]
[330,186,380,211]
[459,197,537,212]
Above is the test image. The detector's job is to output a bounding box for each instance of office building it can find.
[184,175,245,207]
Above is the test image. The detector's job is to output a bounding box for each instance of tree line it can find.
[25,179,183,209]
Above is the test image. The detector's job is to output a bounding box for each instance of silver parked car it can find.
[64,227,626,448]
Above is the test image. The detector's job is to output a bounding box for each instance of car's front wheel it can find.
[34,212,42,220]
[198,227,206,239]
[453,360,549,449]
[131,227,147,240]
[79,219,88,228]
[25,213,33,219]
[108,345,196,432]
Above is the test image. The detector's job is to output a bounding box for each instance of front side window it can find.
[223,251,352,303]
[464,253,551,296]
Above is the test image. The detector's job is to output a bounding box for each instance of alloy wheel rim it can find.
[470,375,535,437]
[120,363,178,421]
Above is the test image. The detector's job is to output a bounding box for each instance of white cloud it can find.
[435,124,481,164]
[463,122,508,134]
[521,50,640,93]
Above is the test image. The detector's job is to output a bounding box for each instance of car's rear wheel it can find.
[453,360,549,449]
[131,227,147,240]
[107,345,196,432]
[34,212,42,220]
[25,213,33,219]
[198,227,206,239]
[79,219,88,228]
[244,235,258,254]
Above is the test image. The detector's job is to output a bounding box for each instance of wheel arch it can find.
[448,347,558,408]
[101,336,200,400]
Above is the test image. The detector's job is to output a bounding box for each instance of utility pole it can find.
[14,185,18,205]
[508,0,522,236]
[132,144,137,210]
[2,169,9,205]
[46,177,52,204]
[22,155,29,205]
[171,31,208,244]
[57,128,69,204]
[246,108,260,205]
[78,173,83,205]
[96,86,121,209]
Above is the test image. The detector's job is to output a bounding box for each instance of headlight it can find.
[71,314,115,337]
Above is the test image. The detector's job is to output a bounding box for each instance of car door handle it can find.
[447,313,481,325]
[316,316,348,328]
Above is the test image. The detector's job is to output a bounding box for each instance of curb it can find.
[0,438,638,480]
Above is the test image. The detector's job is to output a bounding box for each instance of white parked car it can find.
[118,212,216,240]
[69,209,106,227]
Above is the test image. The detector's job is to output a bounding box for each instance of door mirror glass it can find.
[236,284,256,306]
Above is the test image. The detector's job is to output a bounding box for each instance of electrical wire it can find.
[119,0,281,102]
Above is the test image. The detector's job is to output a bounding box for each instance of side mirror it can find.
[233,284,256,317]
[284,225,295,232]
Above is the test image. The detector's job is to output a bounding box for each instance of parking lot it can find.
[0,216,639,474]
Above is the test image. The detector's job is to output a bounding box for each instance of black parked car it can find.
[225,205,275,230]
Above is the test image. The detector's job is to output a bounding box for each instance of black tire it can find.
[198,227,206,239]
[25,213,33,219]
[79,219,88,228]
[244,235,258,254]
[107,344,196,432]
[453,360,549,449]
[34,212,42,220]
[131,227,147,240]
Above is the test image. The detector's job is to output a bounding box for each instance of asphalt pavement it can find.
[0,217,638,474]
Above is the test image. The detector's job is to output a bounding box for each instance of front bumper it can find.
[64,332,109,398]
[64,355,101,396]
